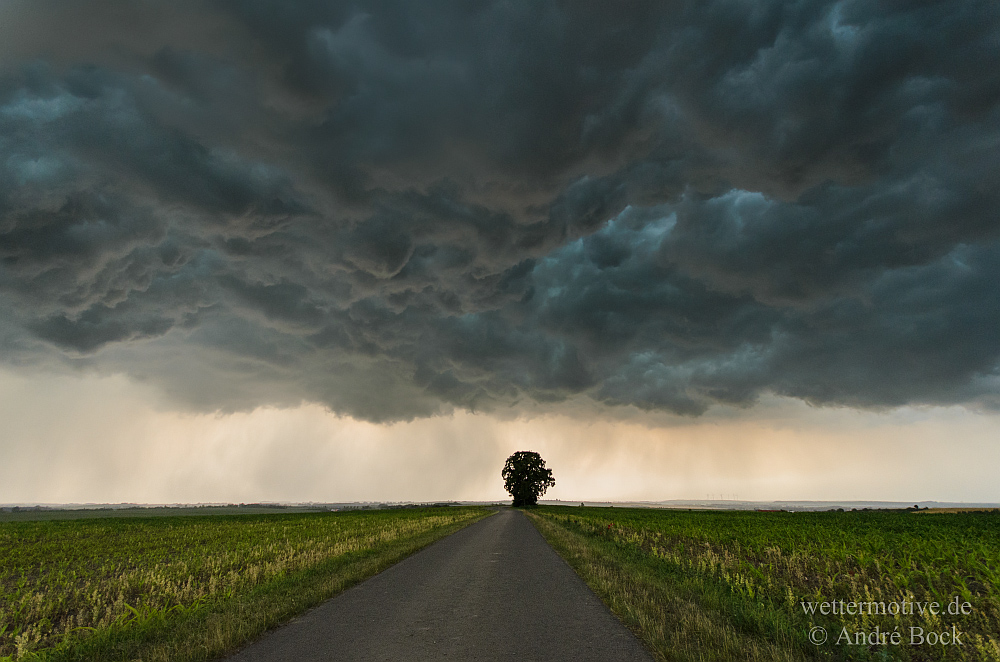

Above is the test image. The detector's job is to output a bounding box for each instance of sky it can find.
[1,0,998,504]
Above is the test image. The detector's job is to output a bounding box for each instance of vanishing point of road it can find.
[225,508,654,661]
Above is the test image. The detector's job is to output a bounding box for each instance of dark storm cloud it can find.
[0,0,998,420]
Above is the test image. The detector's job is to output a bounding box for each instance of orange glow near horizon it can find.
[1,369,997,505]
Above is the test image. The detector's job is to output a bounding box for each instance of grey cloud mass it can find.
[0,0,998,421]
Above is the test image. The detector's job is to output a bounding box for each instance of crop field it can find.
[528,506,1000,662]
[1,507,490,661]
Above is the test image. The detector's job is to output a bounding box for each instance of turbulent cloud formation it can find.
[1,0,998,421]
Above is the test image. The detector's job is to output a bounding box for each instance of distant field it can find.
[920,508,1000,515]
[528,506,1000,661]
[1,507,490,661]
[0,506,330,522]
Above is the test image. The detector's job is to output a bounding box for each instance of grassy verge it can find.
[526,509,805,661]
[526,506,1000,662]
[2,507,491,661]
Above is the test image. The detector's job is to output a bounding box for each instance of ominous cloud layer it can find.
[0,0,998,421]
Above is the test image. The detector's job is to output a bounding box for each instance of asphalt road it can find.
[224,508,653,661]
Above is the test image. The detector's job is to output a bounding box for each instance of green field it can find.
[0,506,332,523]
[1,507,490,661]
[528,506,1000,661]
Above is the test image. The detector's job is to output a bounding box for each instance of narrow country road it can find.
[224,508,653,661]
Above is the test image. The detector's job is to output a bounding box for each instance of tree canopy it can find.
[501,451,555,507]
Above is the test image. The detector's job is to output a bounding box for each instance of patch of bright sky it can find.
[1,367,997,505]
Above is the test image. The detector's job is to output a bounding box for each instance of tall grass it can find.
[528,506,1000,661]
[1,507,490,661]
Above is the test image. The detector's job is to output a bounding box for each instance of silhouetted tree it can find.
[501,451,555,506]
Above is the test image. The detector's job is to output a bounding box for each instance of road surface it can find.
[225,507,653,661]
